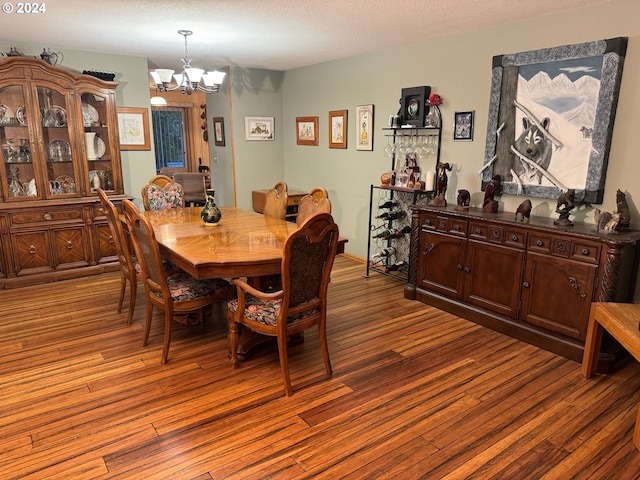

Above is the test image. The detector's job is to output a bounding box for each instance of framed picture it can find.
[116,107,150,150]
[453,111,474,141]
[329,110,347,149]
[296,116,319,146]
[481,37,627,203]
[213,117,225,146]
[401,86,430,127]
[244,116,274,141]
[355,104,374,151]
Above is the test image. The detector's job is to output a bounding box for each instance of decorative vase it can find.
[201,189,222,226]
[425,105,441,128]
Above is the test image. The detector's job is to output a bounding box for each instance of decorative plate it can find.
[81,103,99,126]
[96,136,106,158]
[16,105,27,126]
[47,139,72,162]
[54,175,75,193]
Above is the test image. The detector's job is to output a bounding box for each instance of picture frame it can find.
[453,111,474,141]
[244,116,274,141]
[355,104,374,151]
[116,107,150,150]
[400,86,431,127]
[482,37,627,203]
[329,110,347,149]
[296,116,319,146]
[213,117,225,146]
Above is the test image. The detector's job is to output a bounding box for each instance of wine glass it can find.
[383,135,393,159]
[428,135,438,155]
[395,136,407,166]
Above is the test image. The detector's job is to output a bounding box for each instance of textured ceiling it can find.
[0,0,608,71]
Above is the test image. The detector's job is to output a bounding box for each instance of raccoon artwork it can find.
[512,117,553,185]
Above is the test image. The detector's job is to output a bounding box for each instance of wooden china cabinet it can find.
[0,57,128,288]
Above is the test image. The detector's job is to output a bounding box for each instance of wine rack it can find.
[366,120,442,281]
[366,185,431,281]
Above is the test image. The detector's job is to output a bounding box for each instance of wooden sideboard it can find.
[405,205,640,371]
[252,189,306,222]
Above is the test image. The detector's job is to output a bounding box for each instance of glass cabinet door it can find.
[37,85,78,198]
[0,84,38,200]
[80,91,115,193]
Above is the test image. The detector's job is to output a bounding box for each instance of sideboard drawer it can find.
[504,227,527,249]
[528,233,552,253]
[10,208,83,226]
[571,240,601,264]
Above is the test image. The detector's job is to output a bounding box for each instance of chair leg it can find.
[319,322,333,377]
[161,307,173,365]
[117,271,127,314]
[227,309,239,368]
[277,333,293,396]
[142,301,153,347]
[126,277,137,326]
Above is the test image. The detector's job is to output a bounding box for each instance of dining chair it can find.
[97,188,141,326]
[173,172,207,206]
[122,199,235,364]
[160,166,188,177]
[141,174,185,210]
[296,186,331,225]
[263,181,288,220]
[227,212,339,396]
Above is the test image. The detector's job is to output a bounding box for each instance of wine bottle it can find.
[371,247,396,261]
[385,261,407,272]
[372,229,391,239]
[378,200,398,209]
[383,225,412,239]
[376,210,406,220]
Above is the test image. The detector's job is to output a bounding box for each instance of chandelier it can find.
[150,30,226,95]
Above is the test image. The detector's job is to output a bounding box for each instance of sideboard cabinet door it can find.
[520,252,597,340]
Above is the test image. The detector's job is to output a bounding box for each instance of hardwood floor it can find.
[1,255,639,479]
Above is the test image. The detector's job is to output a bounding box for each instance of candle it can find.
[425,171,435,191]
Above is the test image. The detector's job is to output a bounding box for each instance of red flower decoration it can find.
[428,93,442,106]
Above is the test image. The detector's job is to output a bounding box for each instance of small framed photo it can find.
[355,104,374,151]
[453,110,474,141]
[213,117,225,146]
[296,116,319,146]
[117,107,151,150]
[401,86,430,127]
[329,110,347,149]
[245,116,274,141]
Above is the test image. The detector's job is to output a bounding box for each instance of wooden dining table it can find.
[144,206,305,279]
[144,206,346,359]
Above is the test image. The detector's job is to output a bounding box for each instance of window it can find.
[151,107,187,173]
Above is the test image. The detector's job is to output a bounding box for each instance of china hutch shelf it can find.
[0,57,127,288]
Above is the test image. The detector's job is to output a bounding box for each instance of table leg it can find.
[582,305,604,378]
